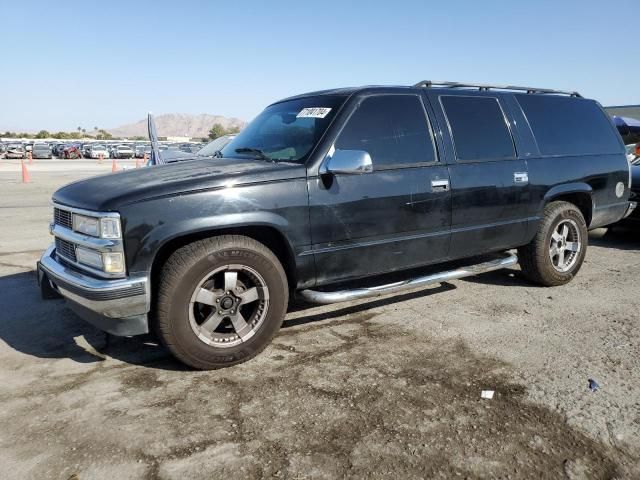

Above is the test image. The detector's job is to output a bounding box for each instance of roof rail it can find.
[413,80,582,97]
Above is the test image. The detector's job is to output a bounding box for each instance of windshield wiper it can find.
[234,147,272,161]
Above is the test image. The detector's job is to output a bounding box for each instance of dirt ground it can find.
[0,160,639,479]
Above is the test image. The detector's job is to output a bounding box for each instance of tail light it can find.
[635,143,640,157]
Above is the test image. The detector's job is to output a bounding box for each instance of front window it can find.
[220,95,346,163]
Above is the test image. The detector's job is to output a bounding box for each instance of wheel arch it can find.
[542,183,594,227]
[149,224,298,302]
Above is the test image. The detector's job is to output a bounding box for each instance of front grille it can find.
[54,207,73,230]
[55,237,77,262]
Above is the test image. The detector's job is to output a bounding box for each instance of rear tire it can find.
[156,235,288,369]
[518,201,588,286]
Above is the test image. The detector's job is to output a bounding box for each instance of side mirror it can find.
[321,149,373,175]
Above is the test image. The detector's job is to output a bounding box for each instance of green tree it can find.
[208,123,227,140]
[35,130,50,139]
[96,129,113,140]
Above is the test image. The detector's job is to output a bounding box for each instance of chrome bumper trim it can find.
[49,224,121,252]
[623,201,637,219]
[299,252,518,305]
[38,244,150,318]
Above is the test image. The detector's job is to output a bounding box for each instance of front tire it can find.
[156,235,288,369]
[518,201,588,286]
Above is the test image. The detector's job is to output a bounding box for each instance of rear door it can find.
[308,93,451,285]
[425,92,530,258]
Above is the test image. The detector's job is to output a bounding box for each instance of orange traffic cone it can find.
[21,159,31,183]
[98,153,103,164]
[111,158,118,172]
[28,152,33,165]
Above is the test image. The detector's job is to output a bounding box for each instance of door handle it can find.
[431,179,450,191]
[514,172,529,184]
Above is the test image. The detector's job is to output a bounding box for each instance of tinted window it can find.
[335,95,436,167]
[441,96,515,161]
[516,95,622,156]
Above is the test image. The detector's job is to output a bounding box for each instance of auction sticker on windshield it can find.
[297,107,332,118]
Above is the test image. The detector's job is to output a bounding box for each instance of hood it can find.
[53,157,306,211]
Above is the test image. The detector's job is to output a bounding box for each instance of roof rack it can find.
[413,80,581,97]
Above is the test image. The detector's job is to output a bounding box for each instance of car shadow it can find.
[589,226,640,251]
[0,270,186,371]
[0,270,461,370]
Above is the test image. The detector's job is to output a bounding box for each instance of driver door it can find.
[308,94,451,286]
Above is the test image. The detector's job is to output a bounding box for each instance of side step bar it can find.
[298,252,518,305]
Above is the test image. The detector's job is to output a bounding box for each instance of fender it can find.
[536,182,594,228]
[117,171,314,286]
[543,182,593,203]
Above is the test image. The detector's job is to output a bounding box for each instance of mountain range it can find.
[108,113,246,139]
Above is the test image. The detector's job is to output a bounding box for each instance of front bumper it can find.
[37,244,150,336]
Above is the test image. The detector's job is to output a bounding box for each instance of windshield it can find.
[220,95,346,163]
[93,144,106,150]
[197,136,234,156]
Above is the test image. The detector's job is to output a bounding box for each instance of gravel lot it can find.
[0,159,639,479]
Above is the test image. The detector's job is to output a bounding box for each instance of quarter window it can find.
[441,96,516,161]
[335,95,436,168]
[516,95,622,156]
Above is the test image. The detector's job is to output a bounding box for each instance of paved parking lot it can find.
[0,160,639,479]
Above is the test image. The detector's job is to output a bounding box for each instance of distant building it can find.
[604,105,640,120]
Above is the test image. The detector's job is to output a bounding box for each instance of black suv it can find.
[38,81,634,369]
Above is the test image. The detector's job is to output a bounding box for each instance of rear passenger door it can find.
[425,92,530,257]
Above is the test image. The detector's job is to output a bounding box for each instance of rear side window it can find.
[441,96,516,162]
[516,95,622,156]
[335,95,436,168]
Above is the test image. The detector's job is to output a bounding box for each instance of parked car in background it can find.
[626,143,640,163]
[89,144,109,159]
[51,144,63,157]
[157,135,236,163]
[112,144,134,159]
[82,144,93,158]
[134,144,151,158]
[32,143,52,159]
[5,144,25,159]
[62,145,82,159]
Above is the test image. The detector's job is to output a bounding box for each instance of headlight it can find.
[75,248,125,274]
[72,214,121,239]
[73,214,99,237]
[75,247,103,269]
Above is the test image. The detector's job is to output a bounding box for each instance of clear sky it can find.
[1,0,638,131]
